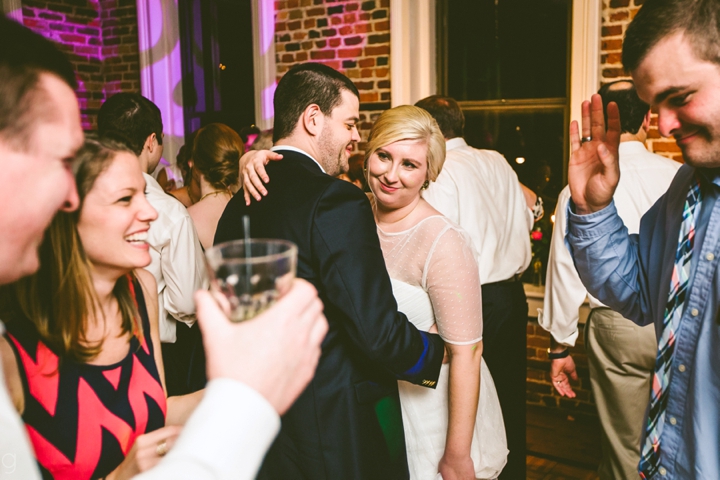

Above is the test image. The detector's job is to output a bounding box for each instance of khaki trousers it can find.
[584,308,657,480]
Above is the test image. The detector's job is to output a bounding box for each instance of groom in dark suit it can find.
[215,63,445,479]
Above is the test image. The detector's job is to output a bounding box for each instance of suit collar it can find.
[271,145,326,173]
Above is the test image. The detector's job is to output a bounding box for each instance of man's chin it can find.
[0,253,40,285]
[680,143,720,169]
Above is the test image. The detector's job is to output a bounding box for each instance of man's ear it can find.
[640,110,652,133]
[145,133,157,153]
[301,104,323,137]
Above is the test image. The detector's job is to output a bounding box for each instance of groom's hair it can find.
[273,63,359,143]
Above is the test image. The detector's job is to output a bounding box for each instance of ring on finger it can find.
[581,136,592,144]
[156,439,168,457]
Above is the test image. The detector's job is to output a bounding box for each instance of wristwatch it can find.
[547,347,570,359]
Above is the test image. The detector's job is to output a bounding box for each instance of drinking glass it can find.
[205,239,298,322]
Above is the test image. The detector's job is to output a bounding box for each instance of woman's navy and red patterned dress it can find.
[3,279,167,480]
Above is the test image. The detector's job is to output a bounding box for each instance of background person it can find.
[249,129,274,151]
[567,0,720,476]
[540,80,680,480]
[337,152,368,191]
[187,123,241,250]
[169,132,200,208]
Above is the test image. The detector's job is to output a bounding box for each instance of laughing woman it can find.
[0,137,203,480]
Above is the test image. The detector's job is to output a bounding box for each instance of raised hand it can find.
[568,94,621,215]
[240,150,283,205]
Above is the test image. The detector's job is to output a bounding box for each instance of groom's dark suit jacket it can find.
[215,148,444,479]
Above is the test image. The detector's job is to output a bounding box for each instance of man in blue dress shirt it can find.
[565,0,720,478]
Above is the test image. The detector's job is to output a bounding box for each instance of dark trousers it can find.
[161,321,207,396]
[481,280,528,480]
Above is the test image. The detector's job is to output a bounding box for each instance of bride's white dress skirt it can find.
[392,279,508,480]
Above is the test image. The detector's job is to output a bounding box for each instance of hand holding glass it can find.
[205,239,298,322]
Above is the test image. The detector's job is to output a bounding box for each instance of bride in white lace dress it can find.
[365,105,508,480]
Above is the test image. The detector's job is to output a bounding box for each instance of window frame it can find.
[435,0,596,185]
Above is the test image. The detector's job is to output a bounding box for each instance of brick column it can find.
[274,0,391,154]
[20,0,140,130]
[601,0,682,162]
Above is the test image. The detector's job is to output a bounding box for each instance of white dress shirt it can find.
[538,141,681,346]
[271,145,325,173]
[143,173,207,343]
[136,379,280,480]
[423,137,532,284]
[0,322,41,480]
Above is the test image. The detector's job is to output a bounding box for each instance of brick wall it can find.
[20,0,140,130]
[601,0,683,162]
[99,0,141,98]
[274,0,390,153]
[526,319,596,414]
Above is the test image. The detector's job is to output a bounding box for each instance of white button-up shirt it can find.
[143,173,207,343]
[0,322,42,479]
[271,145,325,173]
[538,141,681,346]
[136,379,279,480]
[423,137,532,284]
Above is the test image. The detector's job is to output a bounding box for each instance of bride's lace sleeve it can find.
[424,225,483,345]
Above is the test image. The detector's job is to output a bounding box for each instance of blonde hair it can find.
[365,105,446,183]
[0,137,142,362]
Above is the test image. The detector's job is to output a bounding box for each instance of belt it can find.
[487,273,522,285]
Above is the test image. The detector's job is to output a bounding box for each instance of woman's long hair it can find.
[0,136,143,362]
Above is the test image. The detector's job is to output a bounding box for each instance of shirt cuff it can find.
[567,199,624,240]
[537,310,579,347]
[155,379,280,479]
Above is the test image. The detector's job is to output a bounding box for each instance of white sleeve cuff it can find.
[139,379,280,480]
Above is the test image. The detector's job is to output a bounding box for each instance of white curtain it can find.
[136,0,185,171]
[251,0,276,131]
[2,0,22,22]
[390,0,436,106]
